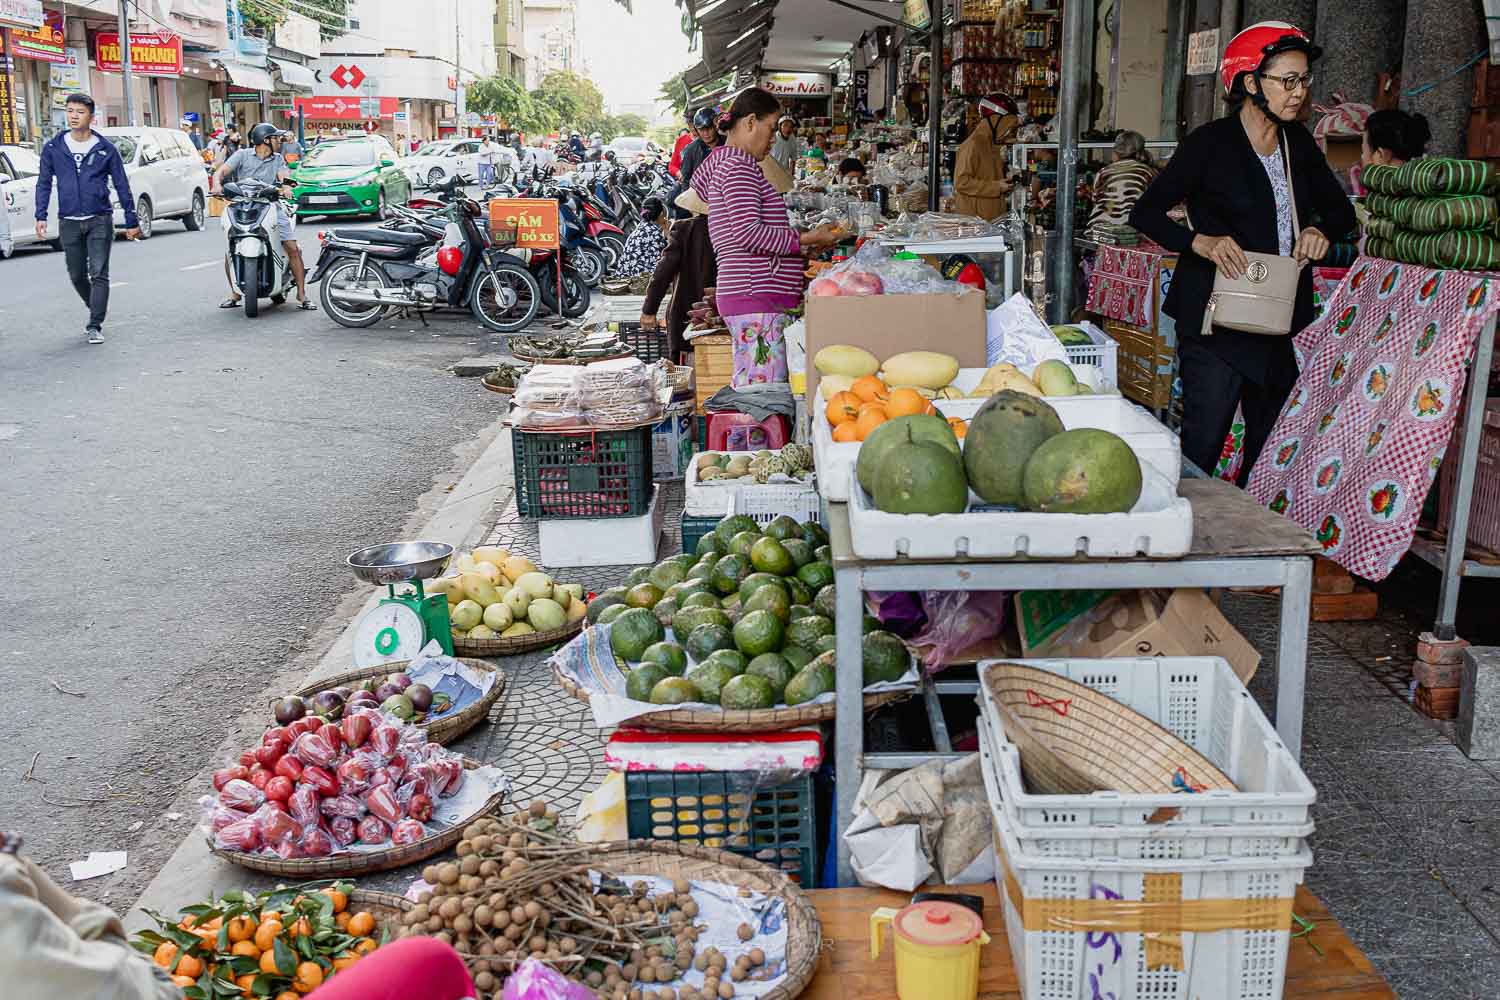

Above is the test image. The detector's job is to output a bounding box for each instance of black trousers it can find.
[59,215,114,329]
[1178,338,1296,486]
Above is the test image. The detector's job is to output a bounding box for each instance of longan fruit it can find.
[587,971,605,987]
[479,941,496,956]
[456,840,472,857]
[472,835,493,853]
[730,967,747,983]
[560,937,578,954]
[621,963,638,980]
[640,965,657,984]
[475,905,494,927]
[693,954,710,973]
[438,863,461,885]
[461,855,482,876]
[736,923,753,942]
[426,915,444,932]
[475,971,497,991]
[509,832,527,848]
[680,900,699,919]
[717,984,735,1000]
[511,906,527,925]
[453,914,473,934]
[629,992,643,1000]
[480,860,501,877]
[530,799,548,818]
[422,864,441,883]
[672,878,690,895]
[439,899,462,920]
[524,900,543,920]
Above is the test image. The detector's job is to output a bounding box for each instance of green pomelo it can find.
[710,554,751,595]
[733,609,785,658]
[729,530,761,558]
[625,663,669,702]
[780,538,816,568]
[863,630,912,684]
[813,585,837,619]
[625,566,652,588]
[597,603,630,625]
[652,598,678,629]
[749,536,795,576]
[684,622,735,662]
[703,648,747,676]
[720,673,778,710]
[873,437,968,515]
[1021,428,1143,514]
[801,520,829,547]
[964,390,1064,506]
[856,414,960,496]
[787,604,815,621]
[609,607,664,662]
[714,514,758,547]
[695,532,722,557]
[680,591,721,610]
[648,561,687,591]
[684,661,736,703]
[784,656,836,705]
[782,645,815,669]
[746,653,796,701]
[641,641,688,676]
[650,676,701,705]
[797,561,834,591]
[785,614,834,650]
[743,585,792,622]
[673,605,732,637]
[624,582,664,609]
[763,515,802,541]
[587,588,627,624]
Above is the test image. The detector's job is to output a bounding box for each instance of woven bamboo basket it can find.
[983,662,1234,795]
[480,376,518,396]
[553,661,909,732]
[453,617,584,657]
[208,758,505,877]
[349,887,412,935]
[291,659,505,745]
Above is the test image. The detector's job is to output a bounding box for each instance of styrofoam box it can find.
[993,804,1311,1000]
[977,724,1313,862]
[977,657,1317,830]
[538,484,663,568]
[813,381,1179,503]
[847,463,1192,559]
[683,451,818,516]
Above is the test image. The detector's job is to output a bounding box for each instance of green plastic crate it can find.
[679,511,722,555]
[624,771,818,886]
[512,425,653,519]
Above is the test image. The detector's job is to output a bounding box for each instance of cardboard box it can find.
[1014,588,1262,685]
[803,291,987,404]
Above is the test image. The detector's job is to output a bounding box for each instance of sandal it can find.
[218,297,241,308]
[298,299,317,311]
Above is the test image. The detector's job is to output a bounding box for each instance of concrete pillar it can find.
[1401,0,1485,156]
[1183,0,1220,131]
[1242,0,1316,29]
[1314,0,1406,108]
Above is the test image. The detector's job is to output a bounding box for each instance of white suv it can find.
[99,126,209,238]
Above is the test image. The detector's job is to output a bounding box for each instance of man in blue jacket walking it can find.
[34,93,140,344]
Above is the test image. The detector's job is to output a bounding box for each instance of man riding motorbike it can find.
[212,122,313,309]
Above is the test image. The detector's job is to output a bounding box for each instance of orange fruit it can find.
[176,954,204,980]
[334,911,352,931]
[153,942,178,968]
[332,954,359,973]
[276,992,302,1000]
[260,910,281,926]
[850,375,888,404]
[825,391,859,426]
[293,960,325,993]
[320,887,349,914]
[172,974,198,988]
[290,916,312,938]
[254,919,283,952]
[260,949,283,975]
[346,911,376,938]
[236,972,257,996]
[178,915,198,930]
[231,940,261,960]
[832,421,859,443]
[353,937,379,956]
[854,406,888,441]
[226,915,256,943]
[948,417,967,439]
[884,387,928,418]
[200,916,223,931]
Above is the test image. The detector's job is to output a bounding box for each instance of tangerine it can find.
[854,406,888,441]
[884,387,928,418]
[334,911,352,931]
[320,887,349,914]
[226,915,256,943]
[332,954,359,973]
[831,421,859,443]
[290,916,312,938]
[850,375,888,404]
[260,949,283,975]
[293,960,325,993]
[153,942,178,968]
[231,940,261,960]
[236,972,258,996]
[254,919,283,952]
[276,993,302,1000]
[172,974,198,988]
[346,911,376,938]
[353,937,379,956]
[825,391,859,426]
[175,954,204,980]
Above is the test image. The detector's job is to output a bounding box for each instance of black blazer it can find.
[644,215,717,360]
[1129,114,1355,387]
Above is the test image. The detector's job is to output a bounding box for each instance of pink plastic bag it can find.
[502,958,597,1000]
[909,590,1011,674]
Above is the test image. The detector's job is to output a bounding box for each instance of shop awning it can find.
[220,60,275,92]
[762,0,897,71]
[271,58,316,93]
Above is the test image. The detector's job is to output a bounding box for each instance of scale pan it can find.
[346,541,455,585]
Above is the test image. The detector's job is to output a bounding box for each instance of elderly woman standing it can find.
[693,87,839,384]
[1129,21,1354,484]
[1087,131,1157,236]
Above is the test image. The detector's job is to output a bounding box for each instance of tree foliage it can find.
[531,71,607,135]
[468,75,550,132]
[606,113,650,139]
[239,0,350,41]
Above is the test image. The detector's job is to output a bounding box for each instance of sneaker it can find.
[86,327,104,345]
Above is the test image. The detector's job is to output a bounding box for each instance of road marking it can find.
[180,260,219,271]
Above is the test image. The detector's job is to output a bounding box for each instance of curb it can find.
[122,425,514,928]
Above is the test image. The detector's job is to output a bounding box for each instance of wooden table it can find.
[829,477,1322,885]
[800,883,1395,1000]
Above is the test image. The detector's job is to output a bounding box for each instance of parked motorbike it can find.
[310,175,541,333]
[222,179,295,319]
[518,194,594,318]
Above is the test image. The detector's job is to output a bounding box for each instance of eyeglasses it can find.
[1260,71,1314,92]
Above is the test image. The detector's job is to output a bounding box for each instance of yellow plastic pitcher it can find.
[869,900,990,1000]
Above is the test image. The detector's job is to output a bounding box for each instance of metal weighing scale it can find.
[346,541,456,668]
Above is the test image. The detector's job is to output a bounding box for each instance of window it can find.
[300,141,377,167]
[170,133,196,158]
[111,135,139,162]
[0,155,14,182]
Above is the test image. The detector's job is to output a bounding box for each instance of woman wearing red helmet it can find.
[1129,22,1355,485]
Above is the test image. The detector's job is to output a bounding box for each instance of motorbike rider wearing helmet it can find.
[669,107,722,219]
[1129,21,1353,483]
[769,114,799,173]
[568,130,586,158]
[212,122,313,310]
[951,92,1019,220]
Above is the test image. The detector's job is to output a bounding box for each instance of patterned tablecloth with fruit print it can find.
[1246,257,1500,580]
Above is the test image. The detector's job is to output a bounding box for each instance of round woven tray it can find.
[553,661,910,732]
[291,659,505,745]
[984,662,1235,795]
[480,377,517,396]
[207,757,505,878]
[453,617,584,657]
[349,887,412,935]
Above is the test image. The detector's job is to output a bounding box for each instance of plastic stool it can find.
[706,411,791,452]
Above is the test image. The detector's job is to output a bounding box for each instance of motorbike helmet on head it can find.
[975,92,1020,143]
[691,107,717,130]
[1220,21,1321,96]
[249,123,278,147]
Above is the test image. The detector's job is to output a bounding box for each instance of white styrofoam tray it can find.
[538,484,663,568]
[682,450,817,516]
[813,378,1177,503]
[846,462,1191,560]
[976,656,1317,830]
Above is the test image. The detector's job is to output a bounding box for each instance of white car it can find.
[0,145,58,255]
[405,139,512,189]
[606,136,663,165]
[99,126,209,238]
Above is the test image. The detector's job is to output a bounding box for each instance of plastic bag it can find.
[512,364,585,428]
[807,242,975,298]
[908,590,1012,674]
[986,293,1070,369]
[502,958,600,1000]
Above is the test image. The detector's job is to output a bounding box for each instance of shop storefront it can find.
[91,29,185,128]
[760,70,833,120]
[7,5,63,143]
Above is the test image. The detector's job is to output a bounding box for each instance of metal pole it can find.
[927,0,942,211]
[118,0,136,126]
[1050,0,1086,322]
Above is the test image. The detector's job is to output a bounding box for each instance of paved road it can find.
[0,217,513,907]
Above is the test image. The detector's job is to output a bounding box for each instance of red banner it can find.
[10,8,63,62]
[95,31,182,77]
[292,96,399,121]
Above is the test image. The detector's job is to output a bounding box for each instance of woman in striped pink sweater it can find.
[692,88,840,385]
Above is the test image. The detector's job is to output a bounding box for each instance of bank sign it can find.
[96,32,183,77]
[759,72,833,98]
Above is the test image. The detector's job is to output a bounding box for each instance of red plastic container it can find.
[705,411,791,452]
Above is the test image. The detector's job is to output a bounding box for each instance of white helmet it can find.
[590,132,602,140]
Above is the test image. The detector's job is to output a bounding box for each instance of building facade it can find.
[523,0,580,90]
[494,0,527,84]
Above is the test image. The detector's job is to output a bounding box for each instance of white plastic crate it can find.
[1059,320,1120,391]
[977,724,1313,862]
[684,450,819,517]
[726,484,823,527]
[538,485,663,567]
[977,657,1316,830]
[993,807,1311,1000]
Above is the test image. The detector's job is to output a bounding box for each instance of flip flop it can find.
[218,298,241,308]
[298,300,317,311]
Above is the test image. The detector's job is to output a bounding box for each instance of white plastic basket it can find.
[1060,320,1119,391]
[977,657,1317,830]
[726,484,823,527]
[684,450,818,517]
[993,805,1311,1000]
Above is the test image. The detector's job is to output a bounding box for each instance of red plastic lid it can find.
[893,900,984,948]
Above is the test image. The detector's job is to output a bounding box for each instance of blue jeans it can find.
[478,162,495,184]
[59,215,114,329]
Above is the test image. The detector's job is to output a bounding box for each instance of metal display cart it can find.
[828,476,1320,887]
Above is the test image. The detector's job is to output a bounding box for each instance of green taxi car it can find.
[290,135,410,219]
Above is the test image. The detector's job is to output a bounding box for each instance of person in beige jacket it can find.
[0,834,180,1000]
[952,93,1021,220]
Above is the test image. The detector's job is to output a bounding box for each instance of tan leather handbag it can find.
[1198,133,1304,337]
